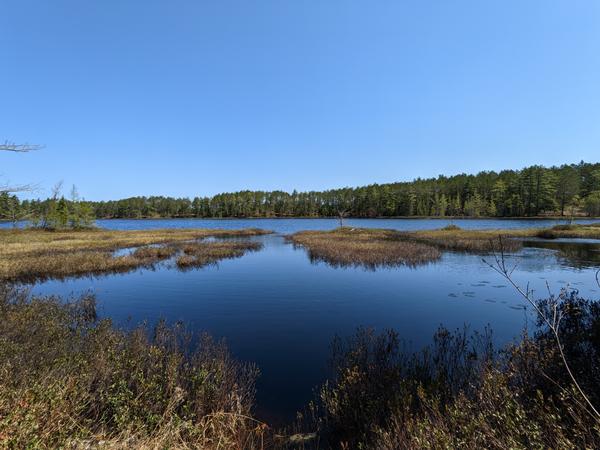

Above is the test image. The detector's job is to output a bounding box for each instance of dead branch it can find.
[0,141,43,152]
[482,235,600,419]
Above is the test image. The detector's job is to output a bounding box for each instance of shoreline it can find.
[91,216,600,221]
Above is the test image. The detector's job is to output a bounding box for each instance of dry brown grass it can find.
[0,228,270,282]
[288,227,536,268]
[534,223,600,239]
[131,245,178,260]
[288,223,600,269]
[176,241,263,268]
[288,228,442,268]
[406,228,529,253]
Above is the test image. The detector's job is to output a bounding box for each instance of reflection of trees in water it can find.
[523,240,600,269]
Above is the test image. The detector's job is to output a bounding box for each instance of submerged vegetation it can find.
[0,228,269,282]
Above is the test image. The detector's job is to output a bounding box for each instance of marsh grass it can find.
[132,245,178,260]
[534,223,600,239]
[289,224,600,266]
[406,228,527,253]
[288,228,442,268]
[0,228,270,282]
[0,285,268,449]
[287,227,530,268]
[176,241,263,268]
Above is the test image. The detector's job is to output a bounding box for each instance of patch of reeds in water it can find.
[288,226,533,269]
[288,228,442,269]
[534,223,600,239]
[406,228,525,253]
[176,241,263,268]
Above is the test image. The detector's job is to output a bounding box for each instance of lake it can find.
[19,218,600,423]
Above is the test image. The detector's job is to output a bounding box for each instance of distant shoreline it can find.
[3,216,600,224]
[92,215,600,221]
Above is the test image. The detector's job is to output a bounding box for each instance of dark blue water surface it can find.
[20,218,600,422]
[3,217,600,232]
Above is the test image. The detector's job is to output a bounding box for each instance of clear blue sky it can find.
[2,1,599,200]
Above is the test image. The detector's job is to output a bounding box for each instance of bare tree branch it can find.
[0,141,43,152]
[0,183,34,194]
[0,141,43,193]
[483,235,600,419]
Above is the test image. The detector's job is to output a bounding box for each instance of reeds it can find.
[0,228,270,282]
[176,241,263,268]
[406,228,526,253]
[534,223,600,239]
[288,228,442,268]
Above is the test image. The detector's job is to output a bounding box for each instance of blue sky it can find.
[1,1,599,200]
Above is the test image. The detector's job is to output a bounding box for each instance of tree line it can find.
[1,183,94,229]
[3,161,600,223]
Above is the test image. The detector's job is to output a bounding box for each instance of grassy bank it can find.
[0,228,270,282]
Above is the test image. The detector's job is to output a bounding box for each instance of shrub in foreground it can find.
[0,285,265,449]
[309,293,600,449]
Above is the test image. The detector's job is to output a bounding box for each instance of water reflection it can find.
[523,239,600,269]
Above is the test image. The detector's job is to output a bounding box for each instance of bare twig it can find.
[1,141,43,193]
[483,235,600,419]
[0,183,34,194]
[0,141,43,152]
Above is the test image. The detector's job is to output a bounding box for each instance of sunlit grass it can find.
[0,228,270,282]
[288,227,442,268]
[288,223,600,267]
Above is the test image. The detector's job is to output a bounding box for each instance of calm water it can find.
[3,216,600,232]
[19,218,600,422]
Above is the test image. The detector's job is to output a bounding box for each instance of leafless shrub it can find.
[483,236,600,419]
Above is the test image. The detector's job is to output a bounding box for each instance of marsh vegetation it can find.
[2,214,600,447]
[289,223,600,269]
[0,285,265,449]
[0,228,270,282]
[287,228,442,268]
[176,241,263,268]
[2,277,600,449]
